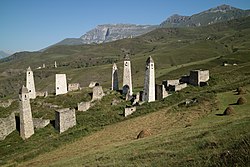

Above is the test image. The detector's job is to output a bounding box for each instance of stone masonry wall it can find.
[0,113,16,140]
[55,108,76,133]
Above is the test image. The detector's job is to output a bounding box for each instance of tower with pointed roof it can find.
[142,56,155,102]
[19,86,34,140]
[122,54,133,95]
[111,63,119,90]
[26,67,36,99]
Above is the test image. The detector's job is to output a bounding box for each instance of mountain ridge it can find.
[160,4,250,27]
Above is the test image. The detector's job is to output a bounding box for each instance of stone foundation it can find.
[55,108,76,133]
[68,83,80,91]
[33,118,50,129]
[77,101,91,112]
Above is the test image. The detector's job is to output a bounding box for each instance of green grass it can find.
[18,85,250,167]
[0,16,250,166]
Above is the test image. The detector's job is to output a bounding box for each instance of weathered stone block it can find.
[124,106,136,117]
[77,101,91,111]
[92,86,104,101]
[68,83,80,91]
[0,113,16,140]
[55,108,76,133]
[33,118,50,129]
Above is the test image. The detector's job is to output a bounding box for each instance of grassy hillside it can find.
[1,17,250,98]
[0,17,250,166]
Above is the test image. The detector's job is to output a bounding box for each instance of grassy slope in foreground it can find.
[19,85,250,167]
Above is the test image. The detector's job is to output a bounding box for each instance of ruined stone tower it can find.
[26,67,36,99]
[142,56,155,102]
[111,63,119,91]
[123,55,133,95]
[56,74,67,95]
[19,86,34,140]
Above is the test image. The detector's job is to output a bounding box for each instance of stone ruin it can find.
[89,81,99,88]
[26,67,36,99]
[36,91,48,98]
[124,106,136,117]
[123,55,133,96]
[162,80,187,92]
[0,99,13,108]
[55,108,76,133]
[55,74,68,95]
[68,83,80,92]
[142,56,155,102]
[19,86,35,140]
[189,69,209,86]
[155,84,169,100]
[91,85,104,101]
[33,118,50,129]
[0,112,16,140]
[77,101,91,112]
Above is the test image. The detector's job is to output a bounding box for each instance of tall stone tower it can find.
[54,61,57,68]
[56,74,67,95]
[111,63,119,91]
[26,67,36,99]
[19,86,34,140]
[142,56,155,102]
[123,55,133,95]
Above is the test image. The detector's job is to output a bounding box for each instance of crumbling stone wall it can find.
[33,118,50,129]
[0,113,16,140]
[77,101,91,111]
[55,108,76,133]
[36,91,48,98]
[163,79,180,86]
[155,84,168,100]
[124,106,136,117]
[92,86,104,101]
[68,83,80,91]
[169,83,187,91]
[189,70,209,86]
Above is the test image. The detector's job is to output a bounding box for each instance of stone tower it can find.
[56,74,67,95]
[54,61,57,68]
[19,86,34,140]
[111,63,119,90]
[122,55,133,95]
[26,67,36,99]
[142,56,155,102]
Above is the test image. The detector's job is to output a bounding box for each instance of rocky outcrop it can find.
[80,24,156,44]
[160,4,250,27]
[53,24,156,47]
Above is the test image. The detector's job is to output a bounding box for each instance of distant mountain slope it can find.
[53,24,156,47]
[0,51,11,59]
[160,4,250,27]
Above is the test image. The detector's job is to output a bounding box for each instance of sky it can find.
[0,0,250,52]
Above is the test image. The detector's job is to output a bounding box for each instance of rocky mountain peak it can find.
[204,4,240,13]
